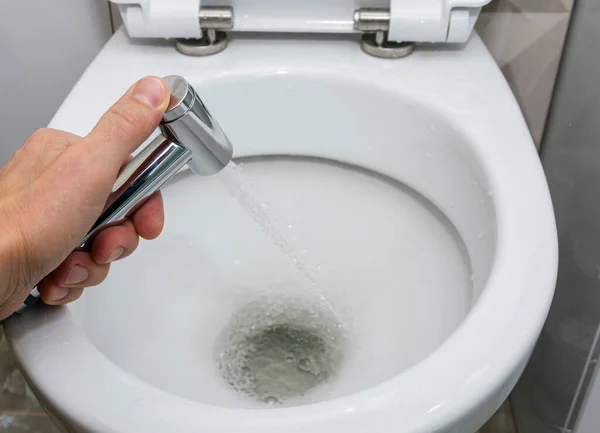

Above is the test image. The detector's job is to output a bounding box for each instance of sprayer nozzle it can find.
[159,75,233,176]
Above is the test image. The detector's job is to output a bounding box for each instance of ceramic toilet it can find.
[4,1,558,432]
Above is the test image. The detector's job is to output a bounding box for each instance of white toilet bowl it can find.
[5,20,557,433]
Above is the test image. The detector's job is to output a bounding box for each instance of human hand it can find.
[0,76,170,319]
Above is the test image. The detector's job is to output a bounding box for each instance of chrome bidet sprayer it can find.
[14,75,234,314]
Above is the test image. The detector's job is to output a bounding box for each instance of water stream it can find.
[214,161,345,405]
[217,161,327,303]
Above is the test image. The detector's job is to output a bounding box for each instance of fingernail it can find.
[105,247,125,264]
[131,76,166,108]
[47,286,69,303]
[65,265,89,285]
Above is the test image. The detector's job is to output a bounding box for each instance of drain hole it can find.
[230,324,333,403]
[215,294,345,405]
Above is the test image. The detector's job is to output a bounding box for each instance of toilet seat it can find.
[5,13,557,433]
[109,0,490,43]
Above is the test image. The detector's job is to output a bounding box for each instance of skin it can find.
[0,76,170,320]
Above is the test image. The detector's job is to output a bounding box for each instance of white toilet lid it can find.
[109,0,490,43]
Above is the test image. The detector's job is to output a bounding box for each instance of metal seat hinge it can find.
[175,7,234,56]
[354,8,415,59]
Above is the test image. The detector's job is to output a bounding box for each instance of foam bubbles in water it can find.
[214,293,346,406]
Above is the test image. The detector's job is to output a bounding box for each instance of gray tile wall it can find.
[477,0,574,147]
[510,1,600,432]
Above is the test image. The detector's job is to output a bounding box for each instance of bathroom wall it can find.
[0,0,114,165]
[476,0,574,147]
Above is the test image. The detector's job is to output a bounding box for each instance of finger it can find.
[131,191,164,240]
[90,219,140,265]
[51,251,110,288]
[37,283,84,306]
[38,251,111,305]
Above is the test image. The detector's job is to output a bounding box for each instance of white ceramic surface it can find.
[4,28,557,433]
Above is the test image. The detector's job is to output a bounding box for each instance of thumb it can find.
[54,75,170,208]
[81,76,170,166]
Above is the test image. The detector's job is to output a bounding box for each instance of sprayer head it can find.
[160,75,233,176]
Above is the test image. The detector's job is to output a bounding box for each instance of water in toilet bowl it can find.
[215,161,344,405]
[215,162,346,405]
[214,292,346,405]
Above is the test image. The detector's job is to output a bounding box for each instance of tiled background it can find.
[0,0,575,432]
[477,0,574,147]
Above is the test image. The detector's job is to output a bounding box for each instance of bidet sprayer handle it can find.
[14,76,234,315]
